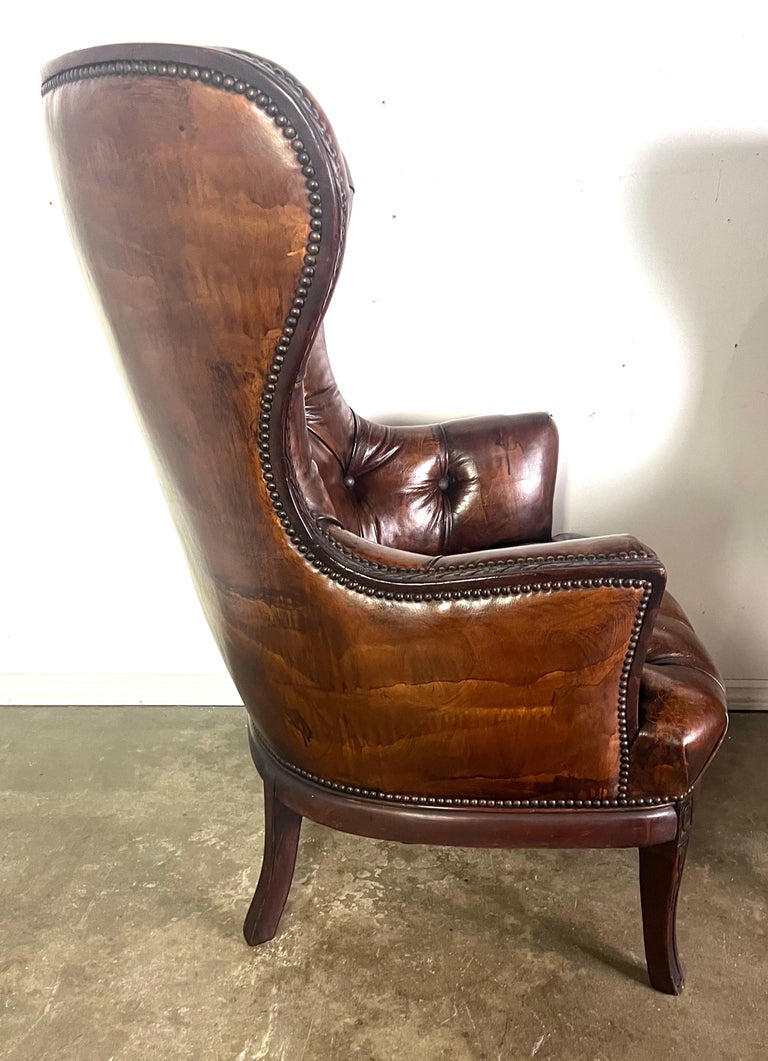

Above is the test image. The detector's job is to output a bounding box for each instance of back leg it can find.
[243,779,302,945]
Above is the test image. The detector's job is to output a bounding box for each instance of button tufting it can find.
[437,476,450,491]
[343,474,355,488]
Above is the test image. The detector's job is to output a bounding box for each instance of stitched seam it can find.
[322,529,651,575]
[306,425,347,475]
[644,657,727,696]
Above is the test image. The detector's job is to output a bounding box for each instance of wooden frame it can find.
[246,722,691,994]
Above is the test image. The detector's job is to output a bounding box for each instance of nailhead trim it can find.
[43,56,353,568]
[46,57,667,809]
[254,578,651,805]
[252,726,693,809]
[42,56,658,599]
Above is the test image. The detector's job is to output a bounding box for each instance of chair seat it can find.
[629,592,728,802]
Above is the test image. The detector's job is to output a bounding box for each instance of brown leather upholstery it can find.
[630,593,727,799]
[42,44,726,814]
[295,328,559,553]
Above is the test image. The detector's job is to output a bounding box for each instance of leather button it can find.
[437,476,450,491]
[343,474,355,488]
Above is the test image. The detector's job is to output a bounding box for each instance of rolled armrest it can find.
[627,592,728,801]
[628,665,727,801]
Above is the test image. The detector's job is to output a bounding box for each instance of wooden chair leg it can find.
[243,778,302,946]
[638,796,693,994]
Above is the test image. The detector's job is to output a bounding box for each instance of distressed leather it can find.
[42,43,727,808]
[630,593,728,798]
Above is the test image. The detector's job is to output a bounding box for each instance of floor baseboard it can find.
[724,679,768,711]
[0,674,244,706]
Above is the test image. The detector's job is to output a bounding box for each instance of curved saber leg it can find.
[639,796,692,994]
[243,779,302,945]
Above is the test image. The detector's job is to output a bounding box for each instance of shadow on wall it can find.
[616,135,768,676]
[363,137,768,679]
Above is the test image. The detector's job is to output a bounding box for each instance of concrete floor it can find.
[0,709,765,1061]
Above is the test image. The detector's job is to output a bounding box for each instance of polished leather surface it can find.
[296,330,559,553]
[43,44,726,808]
[630,593,728,798]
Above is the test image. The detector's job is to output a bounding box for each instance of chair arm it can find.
[325,522,658,583]
[627,593,727,800]
[628,665,728,802]
[266,524,667,802]
[322,523,665,736]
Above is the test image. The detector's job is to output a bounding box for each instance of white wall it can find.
[3,1,767,704]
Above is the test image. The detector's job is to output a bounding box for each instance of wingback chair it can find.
[42,43,728,994]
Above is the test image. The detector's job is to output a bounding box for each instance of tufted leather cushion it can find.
[293,328,559,554]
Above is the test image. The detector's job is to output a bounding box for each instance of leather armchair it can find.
[42,43,727,994]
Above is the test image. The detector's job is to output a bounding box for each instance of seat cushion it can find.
[628,592,728,801]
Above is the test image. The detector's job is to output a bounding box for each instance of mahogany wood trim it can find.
[243,777,303,946]
[246,725,689,993]
[638,795,693,994]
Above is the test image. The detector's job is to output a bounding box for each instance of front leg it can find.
[638,794,693,994]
